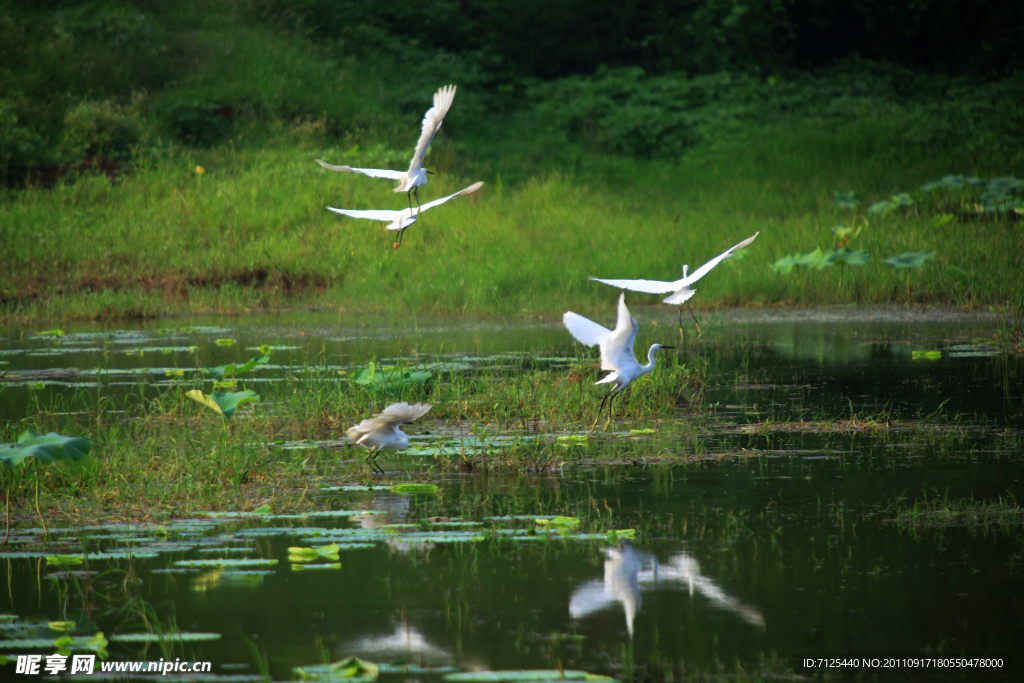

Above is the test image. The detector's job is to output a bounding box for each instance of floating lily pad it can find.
[912,350,942,360]
[173,559,277,568]
[535,516,581,529]
[295,656,378,681]
[390,484,439,494]
[291,563,341,571]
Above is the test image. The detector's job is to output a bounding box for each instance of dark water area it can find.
[1,308,1022,681]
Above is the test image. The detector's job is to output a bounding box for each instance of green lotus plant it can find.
[0,430,93,539]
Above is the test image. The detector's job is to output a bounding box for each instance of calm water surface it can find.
[1,308,1021,681]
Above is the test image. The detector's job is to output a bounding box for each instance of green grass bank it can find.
[2,3,1022,322]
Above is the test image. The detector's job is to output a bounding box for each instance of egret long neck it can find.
[641,345,660,374]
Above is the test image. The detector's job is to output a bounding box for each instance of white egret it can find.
[346,402,432,474]
[327,181,483,248]
[316,84,457,214]
[563,293,672,425]
[591,232,759,331]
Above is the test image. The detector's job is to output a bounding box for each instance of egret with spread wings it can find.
[346,402,432,475]
[592,232,759,305]
[316,85,457,214]
[563,294,672,427]
[327,181,483,248]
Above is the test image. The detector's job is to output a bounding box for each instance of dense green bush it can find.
[153,99,233,147]
[62,99,144,162]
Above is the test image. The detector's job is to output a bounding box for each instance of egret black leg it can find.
[406,191,414,215]
[688,304,702,335]
[414,187,422,215]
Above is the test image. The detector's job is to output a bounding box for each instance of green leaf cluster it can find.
[202,354,270,379]
[185,390,260,419]
[0,431,92,468]
[885,251,936,269]
[350,362,430,394]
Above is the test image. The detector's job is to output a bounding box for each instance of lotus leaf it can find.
[769,249,823,274]
[821,247,870,267]
[885,251,936,269]
[186,390,259,419]
[535,516,581,529]
[215,338,236,346]
[48,621,75,631]
[35,329,65,337]
[390,483,439,494]
[46,555,84,566]
[203,354,270,379]
[912,350,942,360]
[292,563,341,571]
[350,361,431,393]
[294,656,379,681]
[0,431,93,468]
[173,558,277,568]
[833,191,859,209]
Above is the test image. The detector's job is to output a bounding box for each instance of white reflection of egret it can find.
[569,543,765,637]
[340,618,486,670]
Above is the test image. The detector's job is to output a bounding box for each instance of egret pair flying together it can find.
[318,84,483,248]
[565,232,760,424]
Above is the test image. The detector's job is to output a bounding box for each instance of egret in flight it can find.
[316,84,457,214]
[592,232,759,329]
[346,402,433,475]
[563,294,672,426]
[327,181,483,248]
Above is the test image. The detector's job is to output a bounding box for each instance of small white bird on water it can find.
[346,402,432,475]
[316,84,457,215]
[327,181,483,248]
[592,232,760,305]
[563,294,672,426]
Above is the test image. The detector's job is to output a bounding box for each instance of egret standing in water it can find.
[327,181,483,248]
[591,232,760,330]
[346,402,432,475]
[563,294,672,427]
[316,85,457,215]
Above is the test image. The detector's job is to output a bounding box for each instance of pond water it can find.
[1,308,1022,681]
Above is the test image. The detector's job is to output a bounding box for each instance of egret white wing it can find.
[683,232,760,285]
[590,276,682,295]
[326,207,399,223]
[418,181,484,213]
[378,401,433,425]
[351,402,432,433]
[600,294,638,371]
[563,312,611,348]
[315,159,406,180]
[408,84,457,173]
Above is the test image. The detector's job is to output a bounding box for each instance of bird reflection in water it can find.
[569,542,765,637]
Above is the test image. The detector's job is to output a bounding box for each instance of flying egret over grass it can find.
[563,293,672,427]
[593,231,759,302]
[316,84,457,214]
[346,402,432,475]
[591,232,759,331]
[327,181,483,248]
